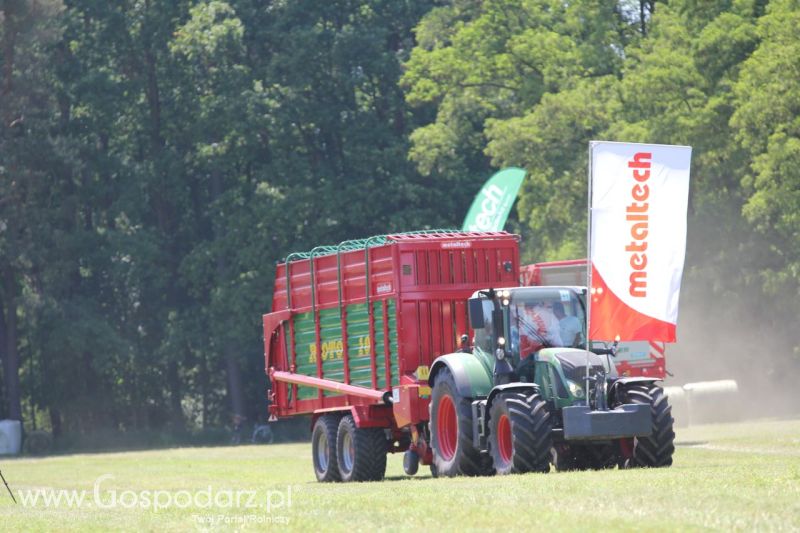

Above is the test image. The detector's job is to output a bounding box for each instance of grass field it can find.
[1,418,799,532]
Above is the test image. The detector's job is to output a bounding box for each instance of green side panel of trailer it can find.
[345,303,373,391]
[291,300,399,401]
[372,300,398,390]
[346,300,398,391]
[320,308,345,397]
[292,311,317,400]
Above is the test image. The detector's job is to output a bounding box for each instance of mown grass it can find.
[1,419,798,532]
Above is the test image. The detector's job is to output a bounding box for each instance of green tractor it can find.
[427,286,675,476]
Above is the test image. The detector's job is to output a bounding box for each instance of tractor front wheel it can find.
[618,383,675,467]
[488,392,552,475]
[430,367,492,477]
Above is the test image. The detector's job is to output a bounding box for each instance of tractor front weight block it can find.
[562,404,651,440]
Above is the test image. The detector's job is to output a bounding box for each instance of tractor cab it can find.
[468,286,609,384]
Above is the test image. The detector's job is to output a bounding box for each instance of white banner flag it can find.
[589,141,692,342]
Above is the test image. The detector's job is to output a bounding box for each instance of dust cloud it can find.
[663,266,800,425]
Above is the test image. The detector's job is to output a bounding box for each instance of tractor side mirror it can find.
[491,308,505,334]
[468,298,485,329]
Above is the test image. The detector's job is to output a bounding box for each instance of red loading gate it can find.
[264,231,520,423]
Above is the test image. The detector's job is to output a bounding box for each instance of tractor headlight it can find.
[495,338,506,360]
[567,380,585,399]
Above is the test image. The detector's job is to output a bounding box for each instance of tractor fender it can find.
[485,383,540,420]
[429,353,493,399]
[608,377,660,406]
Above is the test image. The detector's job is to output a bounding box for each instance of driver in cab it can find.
[519,301,564,356]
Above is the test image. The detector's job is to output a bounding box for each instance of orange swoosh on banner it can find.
[589,263,676,342]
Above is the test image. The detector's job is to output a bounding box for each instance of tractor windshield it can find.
[509,288,586,358]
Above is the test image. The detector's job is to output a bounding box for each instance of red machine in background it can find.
[521,259,667,379]
[264,231,520,481]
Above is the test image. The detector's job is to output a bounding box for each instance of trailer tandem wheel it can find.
[336,415,387,482]
[312,414,343,482]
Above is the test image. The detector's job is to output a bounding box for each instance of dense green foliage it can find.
[0,0,798,442]
[0,0,448,437]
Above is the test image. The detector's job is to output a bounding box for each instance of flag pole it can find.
[0,469,16,504]
[586,142,595,407]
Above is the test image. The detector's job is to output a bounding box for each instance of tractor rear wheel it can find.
[430,367,492,477]
[336,415,387,482]
[488,392,552,475]
[618,383,675,467]
[311,414,342,482]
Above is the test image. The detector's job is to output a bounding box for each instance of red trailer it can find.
[521,259,667,379]
[264,231,520,481]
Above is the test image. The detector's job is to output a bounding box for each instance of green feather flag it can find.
[462,167,526,232]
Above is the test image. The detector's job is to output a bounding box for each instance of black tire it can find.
[488,392,552,475]
[430,367,492,477]
[311,414,341,482]
[618,384,675,467]
[251,425,274,444]
[336,415,387,482]
[403,449,420,476]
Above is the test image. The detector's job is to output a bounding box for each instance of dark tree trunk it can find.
[639,1,656,36]
[200,355,209,429]
[167,360,184,429]
[0,270,23,421]
[640,0,647,36]
[141,0,163,151]
[50,407,62,438]
[0,2,22,423]
[1,2,16,118]
[210,169,246,421]
[144,46,164,150]
[0,293,7,420]
[226,351,246,418]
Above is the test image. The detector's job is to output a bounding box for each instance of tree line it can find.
[1,0,797,443]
